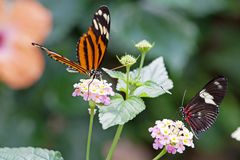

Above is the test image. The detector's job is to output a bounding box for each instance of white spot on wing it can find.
[93,19,98,30]
[98,10,102,15]
[197,112,202,116]
[103,13,108,22]
[199,89,217,105]
[103,26,107,34]
[214,81,223,89]
[214,81,220,85]
[107,15,110,24]
[106,32,109,40]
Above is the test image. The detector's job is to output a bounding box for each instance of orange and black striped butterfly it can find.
[32,5,110,78]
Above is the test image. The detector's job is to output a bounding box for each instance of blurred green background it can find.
[1,0,240,159]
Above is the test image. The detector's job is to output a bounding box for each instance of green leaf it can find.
[103,68,129,94]
[98,94,146,129]
[133,81,171,97]
[0,147,64,160]
[116,57,173,97]
[134,57,172,82]
[132,57,173,97]
[102,68,126,80]
[117,57,173,97]
[116,79,127,93]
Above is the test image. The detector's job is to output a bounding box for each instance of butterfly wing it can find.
[182,76,228,136]
[32,6,110,75]
[77,6,110,71]
[32,43,87,74]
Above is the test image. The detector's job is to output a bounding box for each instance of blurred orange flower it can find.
[0,0,52,89]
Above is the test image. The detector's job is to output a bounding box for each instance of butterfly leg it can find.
[87,78,95,101]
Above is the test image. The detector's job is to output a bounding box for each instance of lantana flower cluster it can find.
[149,119,194,154]
[72,79,114,105]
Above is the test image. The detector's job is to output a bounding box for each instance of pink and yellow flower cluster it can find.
[149,119,194,154]
[72,79,115,105]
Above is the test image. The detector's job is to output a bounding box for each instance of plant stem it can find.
[136,52,146,79]
[106,124,124,160]
[86,101,96,160]
[126,65,130,99]
[152,147,167,160]
[105,65,130,160]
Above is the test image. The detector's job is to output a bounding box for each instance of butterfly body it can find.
[181,76,227,137]
[32,5,110,78]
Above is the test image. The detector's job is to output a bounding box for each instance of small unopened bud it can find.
[117,54,137,67]
[135,40,154,54]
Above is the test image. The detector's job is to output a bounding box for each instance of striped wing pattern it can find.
[32,6,110,75]
[182,76,227,137]
[32,43,87,74]
[77,6,110,71]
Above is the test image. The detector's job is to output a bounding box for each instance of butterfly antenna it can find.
[181,90,187,107]
[178,90,187,120]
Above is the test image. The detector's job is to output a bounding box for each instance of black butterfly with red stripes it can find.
[181,76,228,138]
